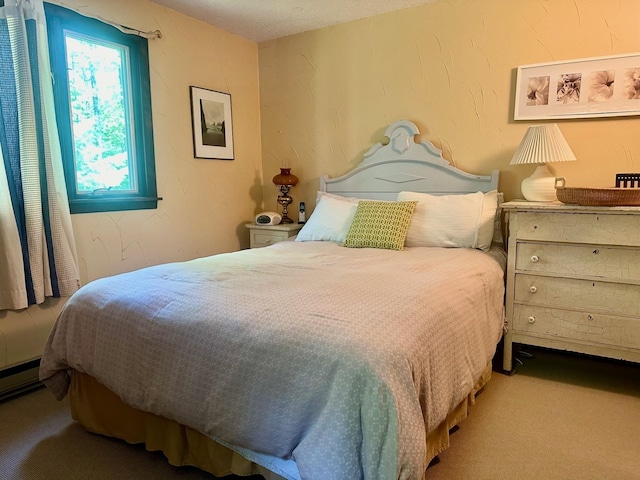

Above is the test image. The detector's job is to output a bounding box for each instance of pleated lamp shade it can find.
[510,124,576,201]
[510,124,577,165]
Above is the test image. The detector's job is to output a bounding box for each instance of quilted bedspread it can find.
[40,240,505,480]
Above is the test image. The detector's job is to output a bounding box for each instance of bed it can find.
[39,120,505,480]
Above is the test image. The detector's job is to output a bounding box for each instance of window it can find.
[44,3,158,213]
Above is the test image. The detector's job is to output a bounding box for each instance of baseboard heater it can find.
[0,359,43,401]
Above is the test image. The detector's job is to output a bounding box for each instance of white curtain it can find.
[0,0,79,310]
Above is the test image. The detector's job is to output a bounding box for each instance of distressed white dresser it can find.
[502,201,640,371]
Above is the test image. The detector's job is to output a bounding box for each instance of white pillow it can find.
[315,191,360,204]
[316,191,394,204]
[397,190,498,251]
[295,195,357,243]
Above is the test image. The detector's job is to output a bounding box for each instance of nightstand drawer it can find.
[246,223,302,249]
[513,304,640,350]
[515,212,640,247]
[515,242,640,281]
[252,231,288,248]
[514,273,640,317]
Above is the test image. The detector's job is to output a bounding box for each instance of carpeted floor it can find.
[1,347,639,480]
[428,348,640,480]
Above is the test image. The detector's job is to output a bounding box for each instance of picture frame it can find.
[514,53,640,120]
[190,86,234,159]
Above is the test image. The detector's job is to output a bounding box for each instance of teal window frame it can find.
[44,3,158,214]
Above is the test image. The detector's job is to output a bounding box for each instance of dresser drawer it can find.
[515,242,640,281]
[513,304,640,350]
[515,212,640,247]
[514,274,640,317]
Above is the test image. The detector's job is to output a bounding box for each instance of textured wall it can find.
[4,0,640,370]
[259,0,640,210]
[0,0,262,369]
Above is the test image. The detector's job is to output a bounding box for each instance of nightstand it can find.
[245,223,303,249]
[502,201,640,372]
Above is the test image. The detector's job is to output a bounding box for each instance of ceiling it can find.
[148,0,437,43]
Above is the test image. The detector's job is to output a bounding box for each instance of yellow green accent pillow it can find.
[342,201,417,250]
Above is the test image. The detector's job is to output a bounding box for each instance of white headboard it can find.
[320,120,499,200]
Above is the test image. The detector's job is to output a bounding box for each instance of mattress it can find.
[40,240,506,479]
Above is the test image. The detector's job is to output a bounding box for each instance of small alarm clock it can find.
[254,212,282,225]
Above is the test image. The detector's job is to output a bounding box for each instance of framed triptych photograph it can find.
[514,53,640,120]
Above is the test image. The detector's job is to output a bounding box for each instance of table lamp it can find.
[510,124,576,202]
[272,167,298,223]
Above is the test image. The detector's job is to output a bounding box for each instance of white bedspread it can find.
[40,241,505,480]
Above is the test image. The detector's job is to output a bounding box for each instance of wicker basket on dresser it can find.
[502,201,640,372]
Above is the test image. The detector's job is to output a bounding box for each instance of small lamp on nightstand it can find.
[272,167,298,224]
[510,123,576,202]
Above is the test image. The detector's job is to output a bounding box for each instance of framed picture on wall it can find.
[514,53,640,120]
[190,86,234,159]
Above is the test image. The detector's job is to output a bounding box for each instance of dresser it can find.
[245,223,302,249]
[502,201,640,372]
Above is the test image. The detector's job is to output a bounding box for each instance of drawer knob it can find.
[265,239,272,244]
[592,249,599,255]
[588,314,594,321]
[529,286,537,293]
[530,255,539,263]
[528,316,536,324]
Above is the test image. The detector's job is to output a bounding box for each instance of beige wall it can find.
[0,0,262,369]
[4,0,640,370]
[259,0,640,211]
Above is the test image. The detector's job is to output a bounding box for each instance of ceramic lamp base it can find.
[521,165,557,202]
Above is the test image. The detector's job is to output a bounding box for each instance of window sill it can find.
[69,196,162,214]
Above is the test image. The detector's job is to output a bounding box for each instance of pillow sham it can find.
[342,201,417,251]
[397,190,498,251]
[316,191,396,205]
[315,191,360,204]
[295,195,358,243]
